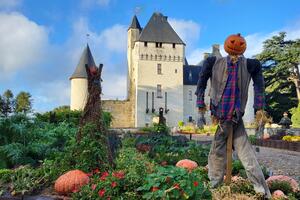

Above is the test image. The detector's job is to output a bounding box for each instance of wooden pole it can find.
[225,124,233,185]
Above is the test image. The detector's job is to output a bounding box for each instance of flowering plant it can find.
[137,166,211,200]
[72,170,127,199]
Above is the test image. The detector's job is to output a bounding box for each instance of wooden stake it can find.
[225,124,233,185]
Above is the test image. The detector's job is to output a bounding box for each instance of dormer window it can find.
[156,42,162,48]
[173,43,176,48]
[144,42,148,47]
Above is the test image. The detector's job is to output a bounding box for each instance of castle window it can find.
[175,69,177,73]
[146,54,148,59]
[144,42,148,47]
[157,84,162,98]
[178,56,180,61]
[159,55,162,60]
[188,90,192,101]
[173,43,176,48]
[157,64,162,74]
[155,55,157,60]
[156,42,162,48]
[141,54,144,59]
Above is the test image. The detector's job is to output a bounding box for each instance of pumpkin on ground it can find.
[272,190,285,199]
[54,170,90,195]
[176,159,198,171]
[224,33,247,56]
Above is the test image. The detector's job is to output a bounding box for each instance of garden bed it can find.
[255,139,300,152]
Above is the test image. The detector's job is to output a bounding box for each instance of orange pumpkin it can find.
[176,159,198,171]
[224,33,247,55]
[54,170,90,195]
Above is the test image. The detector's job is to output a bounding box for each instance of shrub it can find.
[115,147,155,192]
[137,166,211,200]
[291,103,300,128]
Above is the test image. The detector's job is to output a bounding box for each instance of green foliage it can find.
[178,121,184,127]
[115,147,155,192]
[291,103,300,127]
[229,178,256,195]
[1,90,14,117]
[268,180,293,195]
[0,114,77,168]
[15,92,32,114]
[248,135,256,145]
[136,134,210,166]
[0,169,13,184]
[137,166,211,200]
[35,106,82,125]
[232,159,270,179]
[256,32,300,122]
[139,123,170,134]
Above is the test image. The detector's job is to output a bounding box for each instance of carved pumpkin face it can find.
[224,33,247,55]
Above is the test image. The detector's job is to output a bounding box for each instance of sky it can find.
[0,0,300,112]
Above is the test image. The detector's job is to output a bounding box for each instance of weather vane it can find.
[86,33,90,44]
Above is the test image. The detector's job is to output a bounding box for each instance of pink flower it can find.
[93,168,100,174]
[100,171,109,181]
[98,189,106,197]
[173,183,180,190]
[111,181,117,188]
[193,181,199,187]
[112,171,125,179]
[152,187,159,192]
[272,190,285,199]
[91,184,96,191]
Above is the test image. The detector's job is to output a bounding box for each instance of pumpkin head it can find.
[224,33,247,55]
[176,159,198,171]
[54,170,90,195]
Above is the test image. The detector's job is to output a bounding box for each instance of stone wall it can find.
[102,100,134,128]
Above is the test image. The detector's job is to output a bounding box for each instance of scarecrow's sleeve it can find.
[247,59,265,110]
[195,56,215,108]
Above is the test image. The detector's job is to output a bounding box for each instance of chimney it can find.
[212,44,222,58]
[203,53,210,60]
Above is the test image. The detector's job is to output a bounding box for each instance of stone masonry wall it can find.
[102,100,134,128]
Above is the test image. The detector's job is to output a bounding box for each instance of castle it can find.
[70,12,254,128]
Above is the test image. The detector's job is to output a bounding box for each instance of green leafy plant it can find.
[137,166,211,200]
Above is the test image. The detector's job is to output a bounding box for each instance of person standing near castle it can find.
[195,34,271,198]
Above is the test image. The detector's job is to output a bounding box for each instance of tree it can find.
[256,32,300,122]
[0,96,4,116]
[15,91,33,114]
[2,90,15,117]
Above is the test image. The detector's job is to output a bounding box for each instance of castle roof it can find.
[70,44,96,80]
[129,15,142,31]
[138,12,185,45]
[183,65,202,85]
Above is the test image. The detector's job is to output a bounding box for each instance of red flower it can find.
[100,171,109,181]
[98,189,106,197]
[107,197,111,200]
[93,168,100,174]
[152,187,159,192]
[193,181,199,187]
[86,172,93,177]
[112,171,125,179]
[91,184,97,191]
[72,188,79,193]
[111,181,117,188]
[173,183,180,190]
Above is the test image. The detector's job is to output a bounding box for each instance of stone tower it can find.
[130,12,186,127]
[70,44,96,110]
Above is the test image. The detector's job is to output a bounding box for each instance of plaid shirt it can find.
[211,58,241,121]
[196,57,265,120]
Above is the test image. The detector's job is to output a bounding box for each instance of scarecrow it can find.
[195,33,271,198]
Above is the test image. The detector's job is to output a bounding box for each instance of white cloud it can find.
[169,18,201,48]
[0,0,22,10]
[102,74,127,100]
[0,12,48,78]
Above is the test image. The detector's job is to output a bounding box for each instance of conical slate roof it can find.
[70,44,96,80]
[138,12,184,44]
[129,15,142,30]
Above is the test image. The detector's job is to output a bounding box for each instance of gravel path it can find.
[174,134,300,183]
[254,146,300,183]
